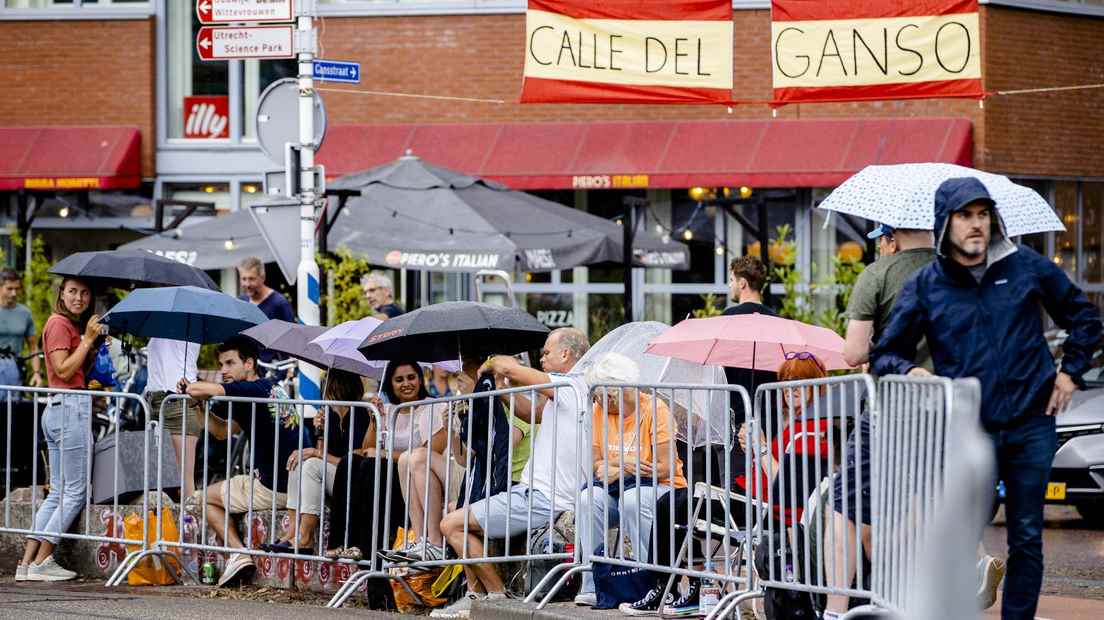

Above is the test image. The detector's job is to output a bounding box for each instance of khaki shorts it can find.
[148,391,205,437]
[206,474,288,515]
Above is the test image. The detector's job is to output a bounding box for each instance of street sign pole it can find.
[296,5,322,406]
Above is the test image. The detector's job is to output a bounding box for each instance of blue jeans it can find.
[577,483,672,595]
[991,414,1056,620]
[31,394,92,545]
[0,357,21,402]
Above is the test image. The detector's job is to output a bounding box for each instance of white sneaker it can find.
[26,556,77,582]
[14,563,27,582]
[976,555,1006,610]
[431,592,483,618]
[217,552,255,587]
[575,592,598,607]
[485,591,509,601]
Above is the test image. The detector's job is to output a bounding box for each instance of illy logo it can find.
[183,95,229,139]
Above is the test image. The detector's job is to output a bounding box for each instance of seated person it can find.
[622,352,831,616]
[435,328,589,619]
[575,352,687,607]
[264,369,369,553]
[181,335,311,587]
[395,357,533,561]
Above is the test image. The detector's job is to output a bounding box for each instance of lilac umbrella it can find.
[309,317,388,378]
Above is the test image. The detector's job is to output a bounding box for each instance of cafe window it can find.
[1054,182,1078,280]
[167,3,295,142]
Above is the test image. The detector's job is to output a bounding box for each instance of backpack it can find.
[753,525,825,620]
[519,512,579,602]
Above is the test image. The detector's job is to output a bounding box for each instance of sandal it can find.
[324,546,362,561]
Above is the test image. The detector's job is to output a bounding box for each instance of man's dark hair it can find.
[218,335,260,367]
[730,255,768,293]
[0,268,20,284]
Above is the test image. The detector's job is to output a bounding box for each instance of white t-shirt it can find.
[145,337,199,392]
[518,373,588,512]
[386,402,448,453]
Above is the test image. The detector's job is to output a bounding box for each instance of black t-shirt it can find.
[721,302,779,425]
[214,378,313,493]
[319,405,372,459]
[375,303,405,318]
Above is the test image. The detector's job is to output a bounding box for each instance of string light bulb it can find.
[682,229,694,241]
[224,238,235,251]
[58,206,70,218]
[715,244,725,256]
[739,186,753,199]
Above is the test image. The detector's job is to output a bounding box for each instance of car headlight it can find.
[1056,423,1104,451]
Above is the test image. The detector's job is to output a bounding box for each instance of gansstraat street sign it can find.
[196,25,295,61]
[196,0,294,25]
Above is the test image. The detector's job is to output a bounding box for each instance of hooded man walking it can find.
[872,177,1102,620]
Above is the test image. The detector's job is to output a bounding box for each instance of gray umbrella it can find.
[49,249,220,290]
[117,209,272,270]
[327,154,689,272]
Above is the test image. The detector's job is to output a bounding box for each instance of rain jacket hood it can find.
[933,176,1017,271]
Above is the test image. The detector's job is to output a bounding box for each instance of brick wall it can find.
[982,7,1104,178]
[2,19,156,178]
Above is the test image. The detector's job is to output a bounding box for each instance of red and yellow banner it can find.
[770,0,983,105]
[521,0,734,104]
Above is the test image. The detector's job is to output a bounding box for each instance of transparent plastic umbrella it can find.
[572,321,729,448]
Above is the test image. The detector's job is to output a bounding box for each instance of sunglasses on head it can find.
[784,351,826,372]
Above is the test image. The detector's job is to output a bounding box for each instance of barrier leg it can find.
[106,550,145,586]
[521,560,577,606]
[706,589,761,620]
[534,564,590,609]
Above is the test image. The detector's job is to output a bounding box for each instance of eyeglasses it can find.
[784,351,826,372]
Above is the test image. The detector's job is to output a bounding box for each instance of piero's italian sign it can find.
[521,0,734,104]
[771,0,982,104]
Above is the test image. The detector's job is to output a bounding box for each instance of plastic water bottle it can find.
[700,564,720,614]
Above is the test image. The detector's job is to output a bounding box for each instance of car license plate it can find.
[1045,482,1066,500]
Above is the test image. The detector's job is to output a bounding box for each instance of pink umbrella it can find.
[644,313,851,372]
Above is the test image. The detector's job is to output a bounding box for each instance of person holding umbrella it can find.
[180,335,311,587]
[16,277,103,582]
[872,178,1103,620]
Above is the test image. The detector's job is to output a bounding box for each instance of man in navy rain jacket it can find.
[871,177,1102,620]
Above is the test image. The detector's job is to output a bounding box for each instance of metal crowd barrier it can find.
[108,393,420,599]
[707,375,876,620]
[328,380,586,609]
[0,386,155,576]
[575,382,756,614]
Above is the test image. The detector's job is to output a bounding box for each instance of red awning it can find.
[0,126,141,191]
[318,118,972,190]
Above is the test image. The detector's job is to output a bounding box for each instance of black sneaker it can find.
[664,578,702,616]
[618,585,675,616]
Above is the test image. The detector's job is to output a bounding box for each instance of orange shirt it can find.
[591,392,687,489]
[43,314,84,389]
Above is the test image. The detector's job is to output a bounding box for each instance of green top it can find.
[0,303,34,358]
[846,247,936,372]
[509,413,532,482]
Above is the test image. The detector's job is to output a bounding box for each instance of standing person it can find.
[182,335,311,587]
[16,277,101,582]
[872,177,1103,620]
[144,337,201,498]
[0,268,43,396]
[361,272,404,319]
[435,328,589,619]
[825,223,941,616]
[237,256,294,369]
[722,256,778,427]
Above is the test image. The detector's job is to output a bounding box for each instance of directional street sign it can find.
[196,0,294,25]
[196,25,295,61]
[313,59,361,84]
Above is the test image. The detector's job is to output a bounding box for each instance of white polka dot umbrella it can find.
[817,163,1065,237]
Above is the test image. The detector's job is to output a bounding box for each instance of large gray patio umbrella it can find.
[326,154,689,272]
[118,208,273,270]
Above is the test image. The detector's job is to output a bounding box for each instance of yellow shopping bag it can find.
[123,510,181,586]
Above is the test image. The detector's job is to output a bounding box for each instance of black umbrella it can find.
[327,154,689,272]
[50,249,219,290]
[358,301,550,362]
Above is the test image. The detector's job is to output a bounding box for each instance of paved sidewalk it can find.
[984,594,1104,620]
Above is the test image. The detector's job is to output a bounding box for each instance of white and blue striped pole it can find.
[296,4,322,409]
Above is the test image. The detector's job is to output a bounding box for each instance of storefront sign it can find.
[183,96,230,139]
[771,0,982,104]
[571,174,649,189]
[521,0,733,104]
[196,0,294,25]
[196,25,295,61]
[23,177,101,189]
[536,309,576,328]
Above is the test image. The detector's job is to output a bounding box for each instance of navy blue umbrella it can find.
[100,286,268,344]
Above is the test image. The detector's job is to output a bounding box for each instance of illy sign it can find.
[196,25,295,61]
[196,0,294,25]
[183,96,229,139]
